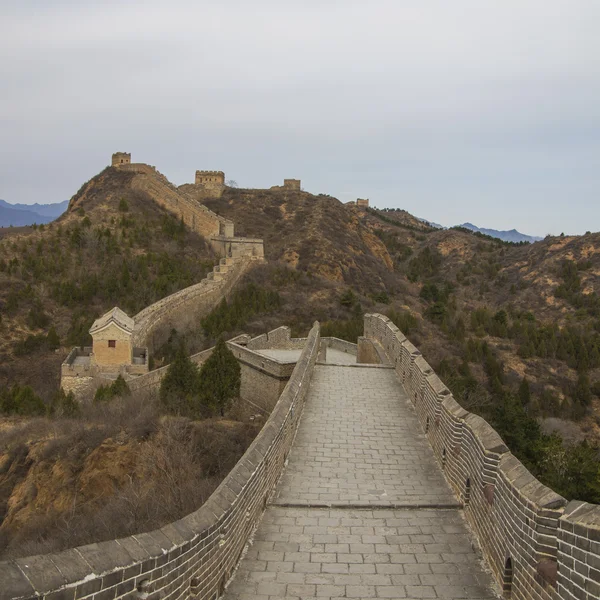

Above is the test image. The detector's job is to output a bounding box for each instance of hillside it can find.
[1,163,600,545]
[200,188,394,290]
[0,168,216,399]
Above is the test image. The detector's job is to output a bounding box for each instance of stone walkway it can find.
[224,365,499,599]
[255,348,357,365]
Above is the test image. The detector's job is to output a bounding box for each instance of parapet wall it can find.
[227,339,297,412]
[132,257,253,351]
[123,164,232,240]
[0,322,322,600]
[127,329,299,413]
[364,313,600,600]
[117,164,263,259]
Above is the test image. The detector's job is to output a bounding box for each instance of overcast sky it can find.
[1,1,599,236]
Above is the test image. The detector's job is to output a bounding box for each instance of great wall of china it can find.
[3,314,600,600]
[2,155,600,600]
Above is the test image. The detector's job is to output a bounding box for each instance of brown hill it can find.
[199,187,394,290]
[0,167,216,398]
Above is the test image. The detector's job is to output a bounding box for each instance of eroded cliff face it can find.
[0,411,260,558]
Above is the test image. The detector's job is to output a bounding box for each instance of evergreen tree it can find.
[518,377,531,407]
[574,372,592,407]
[0,385,45,416]
[47,326,61,350]
[198,338,241,416]
[160,343,201,416]
[49,388,80,417]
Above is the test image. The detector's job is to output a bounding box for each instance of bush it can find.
[94,375,130,403]
[48,388,80,417]
[0,385,46,416]
[386,309,419,335]
[320,317,364,343]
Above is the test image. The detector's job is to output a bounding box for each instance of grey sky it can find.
[1,1,599,236]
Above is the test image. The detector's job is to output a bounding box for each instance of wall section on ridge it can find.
[364,313,600,600]
[0,322,322,600]
[131,257,254,351]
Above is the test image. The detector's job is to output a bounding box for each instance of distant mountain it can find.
[0,199,68,227]
[459,222,542,244]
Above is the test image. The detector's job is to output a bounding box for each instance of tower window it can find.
[108,340,116,348]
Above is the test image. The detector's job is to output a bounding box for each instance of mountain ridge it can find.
[0,199,68,227]
[459,221,543,243]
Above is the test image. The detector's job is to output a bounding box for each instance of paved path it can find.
[255,348,357,365]
[224,365,499,599]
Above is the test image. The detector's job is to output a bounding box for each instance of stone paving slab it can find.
[224,507,498,599]
[274,366,457,507]
[222,365,499,599]
[256,348,357,365]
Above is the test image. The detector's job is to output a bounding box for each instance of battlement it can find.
[111,152,131,167]
[356,198,369,209]
[195,170,225,186]
[283,178,301,190]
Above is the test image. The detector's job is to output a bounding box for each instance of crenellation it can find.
[112,151,131,166]
[364,312,600,600]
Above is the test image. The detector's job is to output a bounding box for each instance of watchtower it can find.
[357,198,369,209]
[283,179,301,191]
[195,170,225,187]
[112,152,131,167]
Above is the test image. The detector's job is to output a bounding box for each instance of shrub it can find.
[0,385,46,416]
[48,388,80,417]
[94,375,131,403]
[386,309,419,335]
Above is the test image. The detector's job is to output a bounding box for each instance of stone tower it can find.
[112,152,131,167]
[194,170,225,198]
[195,170,225,187]
[283,179,301,191]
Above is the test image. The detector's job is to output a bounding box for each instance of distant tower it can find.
[283,179,301,191]
[195,170,225,187]
[356,198,369,209]
[112,152,131,167]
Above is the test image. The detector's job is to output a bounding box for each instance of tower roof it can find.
[89,307,134,336]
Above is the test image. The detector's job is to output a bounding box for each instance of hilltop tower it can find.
[112,152,131,167]
[283,179,301,191]
[195,170,225,187]
[194,170,225,199]
[356,198,369,209]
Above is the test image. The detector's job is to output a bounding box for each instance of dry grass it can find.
[0,390,260,559]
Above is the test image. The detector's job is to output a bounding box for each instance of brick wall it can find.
[0,323,321,600]
[364,313,599,600]
[132,257,254,351]
[128,337,295,414]
[227,340,297,412]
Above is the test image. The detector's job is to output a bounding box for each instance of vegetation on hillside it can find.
[0,168,215,399]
